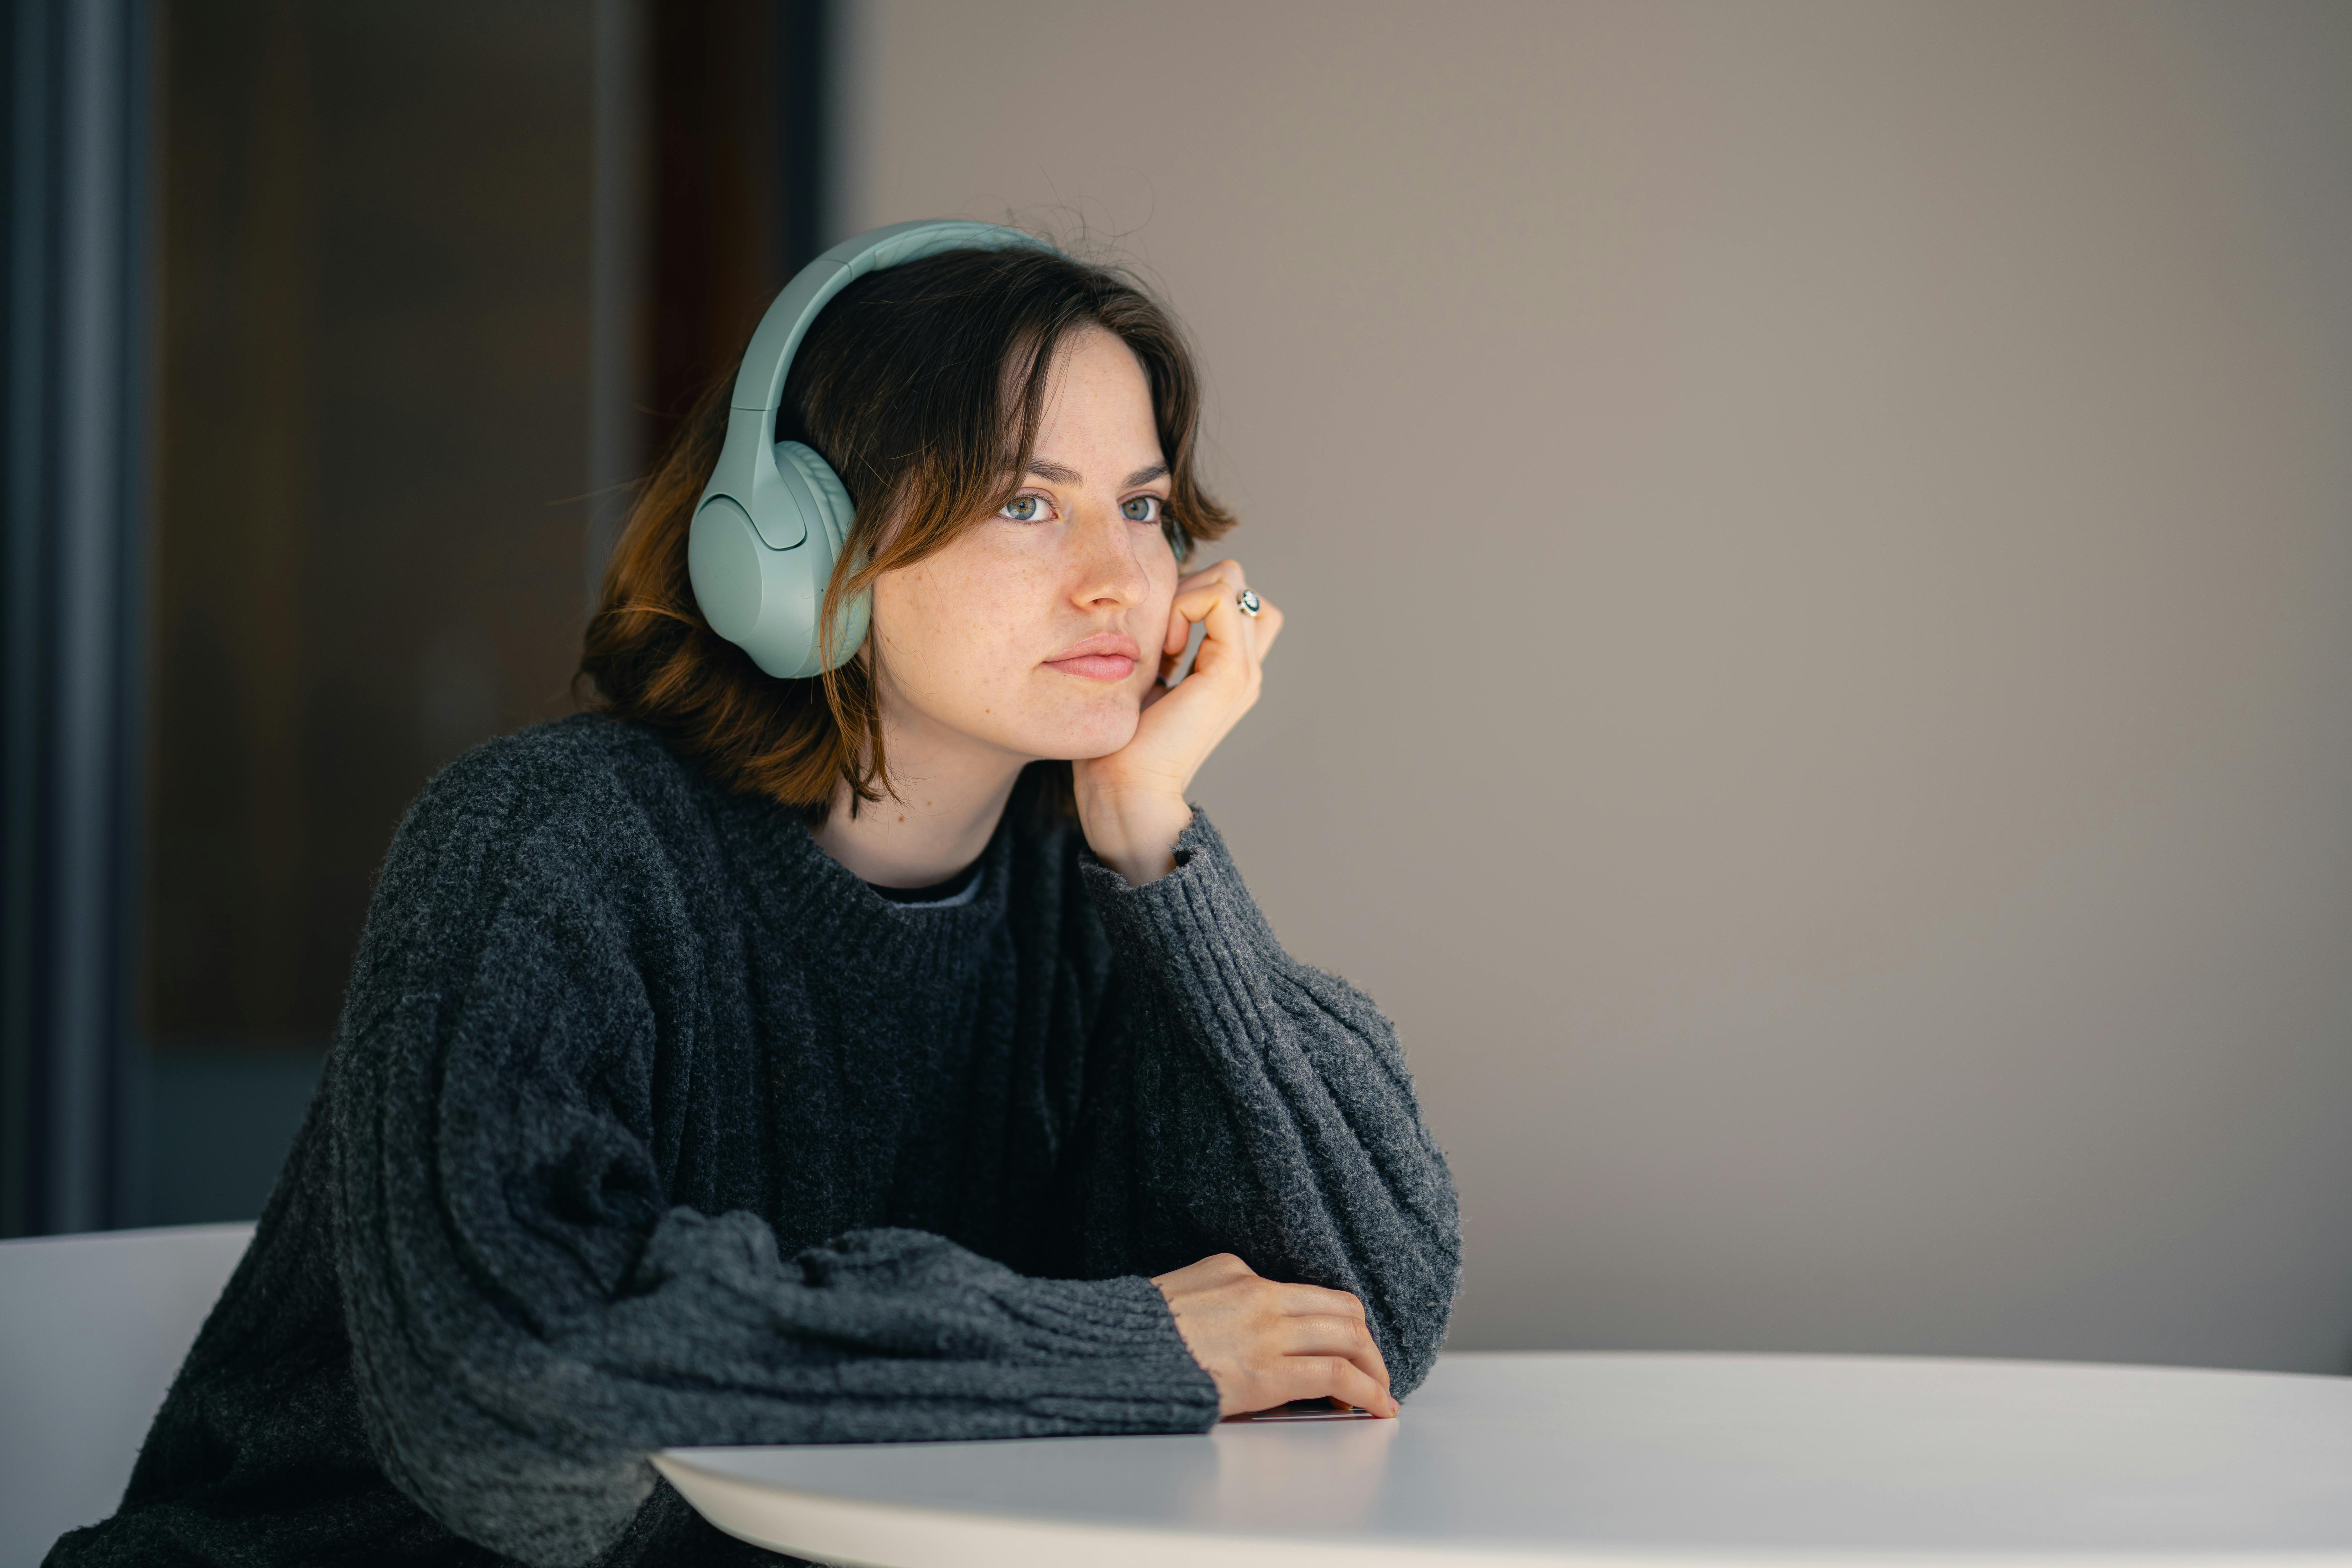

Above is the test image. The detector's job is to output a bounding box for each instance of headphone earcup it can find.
[777,441,850,553]
[687,445,871,679]
[773,442,870,676]
[689,496,815,677]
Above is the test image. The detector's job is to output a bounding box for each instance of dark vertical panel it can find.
[144,2,596,1058]
[592,0,831,585]
[0,0,154,1236]
[143,0,317,1045]
[0,0,57,1237]
[646,0,786,459]
[587,0,648,598]
[289,5,596,1027]
[776,0,831,275]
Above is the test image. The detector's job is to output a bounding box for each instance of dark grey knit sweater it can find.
[49,715,1460,1568]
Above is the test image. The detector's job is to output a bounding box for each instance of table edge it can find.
[650,1451,2352,1568]
[653,1448,1569,1568]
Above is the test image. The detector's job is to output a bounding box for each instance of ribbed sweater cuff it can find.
[995,1273,1222,1424]
[1077,808,1278,988]
[997,1272,1200,1359]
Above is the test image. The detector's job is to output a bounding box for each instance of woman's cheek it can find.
[1083,697,1145,756]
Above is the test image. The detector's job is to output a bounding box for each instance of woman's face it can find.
[868,327,1180,766]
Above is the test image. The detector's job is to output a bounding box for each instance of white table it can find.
[654,1350,2352,1567]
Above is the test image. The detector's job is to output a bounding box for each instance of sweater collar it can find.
[708,782,1021,980]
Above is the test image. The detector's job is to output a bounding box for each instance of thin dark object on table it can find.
[1223,1398,1384,1422]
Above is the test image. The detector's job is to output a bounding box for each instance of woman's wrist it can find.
[1076,786,1194,887]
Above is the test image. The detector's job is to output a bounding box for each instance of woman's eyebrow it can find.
[1023,460,1170,488]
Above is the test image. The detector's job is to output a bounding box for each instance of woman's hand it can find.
[1074,558,1285,885]
[1151,1252,1397,1418]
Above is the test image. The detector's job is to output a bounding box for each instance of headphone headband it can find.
[730,219,1061,416]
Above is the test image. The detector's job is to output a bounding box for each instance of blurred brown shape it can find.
[144,0,805,1046]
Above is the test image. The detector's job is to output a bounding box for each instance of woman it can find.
[53,234,1460,1567]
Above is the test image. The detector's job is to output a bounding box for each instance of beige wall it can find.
[840,1,2352,1371]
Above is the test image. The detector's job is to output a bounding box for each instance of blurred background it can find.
[4,1,2348,1375]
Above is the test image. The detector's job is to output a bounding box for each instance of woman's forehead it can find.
[1029,331,1159,462]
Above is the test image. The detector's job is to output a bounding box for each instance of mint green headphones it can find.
[688,219,1060,678]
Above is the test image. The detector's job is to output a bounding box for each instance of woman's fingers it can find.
[1165,558,1245,653]
[1169,578,1251,640]
[1272,1312,1391,1393]
[1258,1356,1396,1417]
[1176,556,1248,596]
[1294,1307,1388,1389]
[1316,1358,1396,1416]
[1170,579,1267,683]
[1271,1281,1368,1322]
[1152,1252,1396,1417]
[1166,558,1278,672]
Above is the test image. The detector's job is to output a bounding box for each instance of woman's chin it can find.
[1018,707,1140,763]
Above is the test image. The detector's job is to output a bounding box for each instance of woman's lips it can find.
[1044,632,1141,682]
[1045,653,1138,681]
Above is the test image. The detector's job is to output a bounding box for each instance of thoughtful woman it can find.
[52,227,1461,1567]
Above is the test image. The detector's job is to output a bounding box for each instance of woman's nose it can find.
[1069,504,1151,607]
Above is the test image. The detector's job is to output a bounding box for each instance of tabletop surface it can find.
[654,1350,2352,1567]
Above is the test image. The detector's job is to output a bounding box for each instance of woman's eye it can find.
[1121,496,1162,524]
[999,494,1052,523]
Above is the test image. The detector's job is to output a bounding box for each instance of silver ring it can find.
[1236,588,1262,618]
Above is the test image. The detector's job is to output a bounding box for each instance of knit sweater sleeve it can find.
[1072,808,1462,1397]
[328,757,1217,1568]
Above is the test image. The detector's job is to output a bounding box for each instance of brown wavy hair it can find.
[577,244,1236,822]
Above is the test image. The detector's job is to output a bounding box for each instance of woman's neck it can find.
[808,721,1029,890]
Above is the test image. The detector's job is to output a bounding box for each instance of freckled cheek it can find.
[1142,579,1179,660]
[874,583,964,710]
[926,595,1038,708]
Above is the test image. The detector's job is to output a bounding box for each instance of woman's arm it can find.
[1067,559,1462,1404]
[1067,807,1463,1403]
[329,759,1215,1568]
